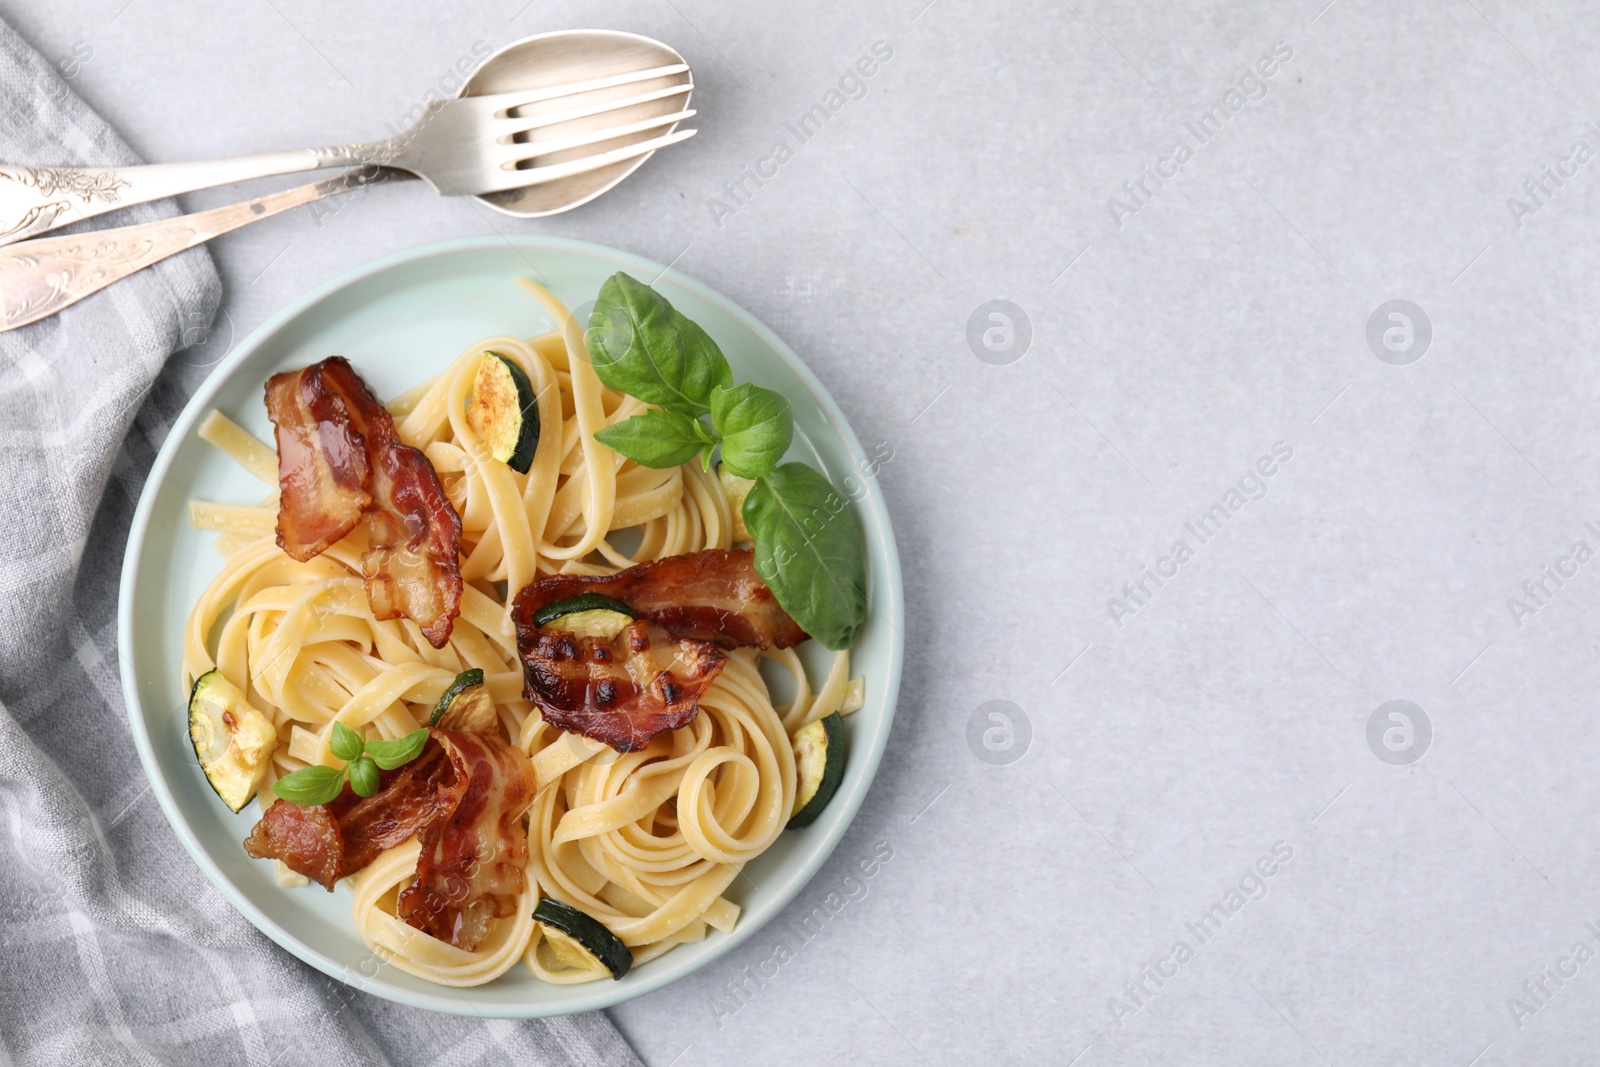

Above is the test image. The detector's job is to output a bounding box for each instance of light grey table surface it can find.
[16,0,1600,1063]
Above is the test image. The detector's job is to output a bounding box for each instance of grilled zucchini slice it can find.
[533,898,633,979]
[188,670,278,813]
[533,593,636,640]
[427,668,497,733]
[787,712,845,829]
[469,351,540,474]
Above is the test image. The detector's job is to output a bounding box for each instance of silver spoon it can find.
[0,31,695,331]
[0,29,694,245]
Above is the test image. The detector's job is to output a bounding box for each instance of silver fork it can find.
[0,63,695,246]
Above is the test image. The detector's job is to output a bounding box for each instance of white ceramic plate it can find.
[118,236,903,1016]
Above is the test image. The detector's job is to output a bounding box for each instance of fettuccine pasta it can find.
[180,282,861,986]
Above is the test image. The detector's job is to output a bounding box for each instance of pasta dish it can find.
[179,274,867,986]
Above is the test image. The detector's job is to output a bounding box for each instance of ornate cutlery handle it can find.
[0,142,394,246]
[0,167,411,332]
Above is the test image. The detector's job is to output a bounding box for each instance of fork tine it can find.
[475,128,698,194]
[468,64,690,114]
[498,110,696,163]
[493,82,692,137]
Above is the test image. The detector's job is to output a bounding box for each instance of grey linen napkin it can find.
[0,20,640,1067]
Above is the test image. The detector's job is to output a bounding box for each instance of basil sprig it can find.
[586,272,732,417]
[272,721,429,806]
[595,408,704,469]
[711,383,792,478]
[586,272,868,649]
[744,463,868,650]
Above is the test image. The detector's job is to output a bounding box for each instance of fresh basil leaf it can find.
[595,409,706,469]
[271,764,346,806]
[329,721,364,762]
[743,462,868,650]
[365,727,430,771]
[587,273,732,417]
[712,383,793,479]
[347,756,380,798]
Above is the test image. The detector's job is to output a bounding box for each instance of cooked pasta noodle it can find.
[180,281,861,986]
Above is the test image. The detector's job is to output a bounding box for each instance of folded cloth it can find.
[0,19,639,1067]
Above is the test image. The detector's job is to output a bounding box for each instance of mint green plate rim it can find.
[116,235,904,1018]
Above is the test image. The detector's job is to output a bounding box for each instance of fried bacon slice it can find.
[396,730,535,950]
[264,363,370,560]
[265,357,463,647]
[519,621,727,752]
[512,549,806,650]
[244,741,455,890]
[510,550,805,752]
[244,728,535,952]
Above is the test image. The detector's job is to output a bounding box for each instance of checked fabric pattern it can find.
[0,16,637,1066]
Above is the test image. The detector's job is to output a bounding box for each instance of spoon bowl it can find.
[460,30,694,218]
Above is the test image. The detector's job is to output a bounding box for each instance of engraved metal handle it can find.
[0,142,396,246]
[0,167,412,333]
